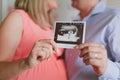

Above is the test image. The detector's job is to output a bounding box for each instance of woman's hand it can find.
[25,39,57,68]
[75,42,108,75]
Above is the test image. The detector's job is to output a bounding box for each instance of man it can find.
[65,0,120,80]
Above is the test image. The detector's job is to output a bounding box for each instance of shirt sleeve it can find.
[99,60,119,80]
[99,14,120,80]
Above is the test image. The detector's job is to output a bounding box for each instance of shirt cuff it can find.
[99,59,119,80]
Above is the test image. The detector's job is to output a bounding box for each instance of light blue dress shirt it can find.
[65,0,120,80]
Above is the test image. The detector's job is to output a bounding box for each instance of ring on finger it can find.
[93,53,98,58]
[40,47,46,51]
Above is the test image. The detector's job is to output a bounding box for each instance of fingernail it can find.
[55,49,59,53]
[75,46,79,49]
[53,51,56,53]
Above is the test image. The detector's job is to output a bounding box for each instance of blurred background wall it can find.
[0,0,15,23]
[0,0,2,23]
[0,0,120,24]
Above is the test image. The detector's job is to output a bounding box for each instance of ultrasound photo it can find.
[54,21,86,48]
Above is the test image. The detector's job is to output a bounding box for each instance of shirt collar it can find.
[90,0,106,16]
[74,0,106,21]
